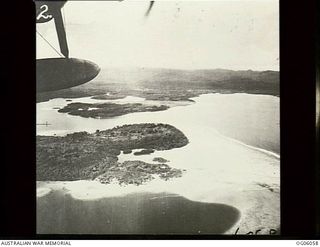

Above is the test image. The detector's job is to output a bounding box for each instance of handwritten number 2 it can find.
[37,5,52,21]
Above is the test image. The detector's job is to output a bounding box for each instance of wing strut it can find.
[53,7,69,58]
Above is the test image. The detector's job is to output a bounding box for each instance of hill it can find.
[37,67,279,103]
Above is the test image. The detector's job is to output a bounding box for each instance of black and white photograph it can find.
[36,0,280,235]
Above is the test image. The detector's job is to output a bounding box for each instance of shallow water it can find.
[37,191,240,234]
[36,93,280,234]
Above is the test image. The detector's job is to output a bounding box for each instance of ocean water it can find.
[37,191,240,234]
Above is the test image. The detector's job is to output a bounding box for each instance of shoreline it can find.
[37,92,279,156]
[36,92,280,234]
[215,131,280,159]
[37,123,189,182]
[37,173,279,234]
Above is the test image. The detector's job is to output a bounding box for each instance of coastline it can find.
[36,92,280,234]
[37,124,280,234]
[216,132,280,159]
[37,92,279,154]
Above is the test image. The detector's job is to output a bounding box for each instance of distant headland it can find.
[37,68,279,103]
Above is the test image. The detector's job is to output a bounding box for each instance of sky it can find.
[36,0,279,71]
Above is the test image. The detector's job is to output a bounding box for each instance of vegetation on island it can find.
[95,161,183,185]
[133,149,155,156]
[58,102,169,119]
[153,157,169,163]
[37,123,189,185]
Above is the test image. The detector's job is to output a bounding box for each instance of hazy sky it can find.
[36,0,279,71]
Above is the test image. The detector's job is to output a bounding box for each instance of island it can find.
[58,102,169,118]
[153,157,169,163]
[96,161,183,185]
[37,123,189,185]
